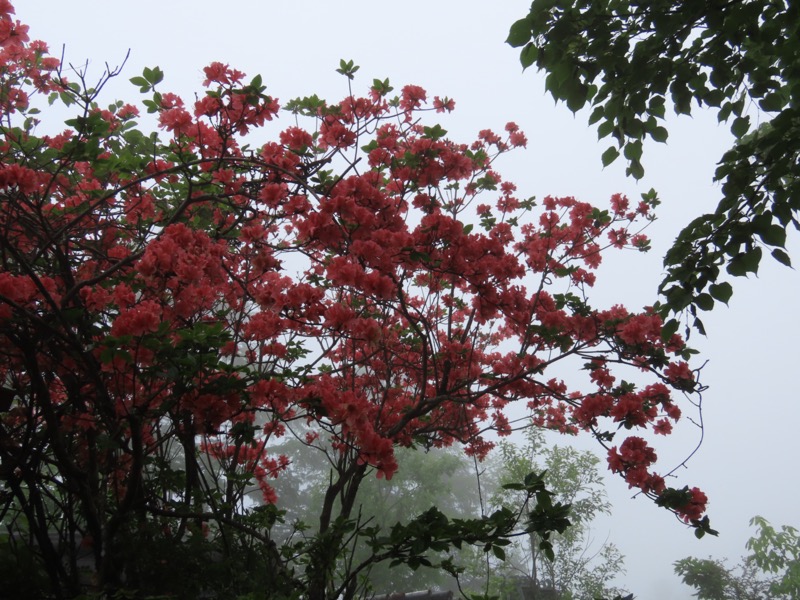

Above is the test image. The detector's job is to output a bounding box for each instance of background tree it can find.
[0,3,711,598]
[507,0,800,335]
[675,516,800,599]
[484,429,627,600]
[274,429,629,599]
[674,556,771,600]
[269,437,485,594]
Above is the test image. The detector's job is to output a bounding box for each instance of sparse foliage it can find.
[676,516,800,600]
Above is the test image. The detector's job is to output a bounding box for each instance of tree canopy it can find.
[508,0,800,335]
[0,3,713,598]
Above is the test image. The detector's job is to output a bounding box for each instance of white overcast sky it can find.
[18,2,800,598]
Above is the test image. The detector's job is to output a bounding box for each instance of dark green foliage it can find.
[509,1,800,333]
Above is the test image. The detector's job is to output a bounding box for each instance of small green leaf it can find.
[601,146,619,167]
[718,102,733,122]
[142,66,164,86]
[541,543,555,562]
[626,159,645,180]
[758,224,786,247]
[566,84,588,112]
[727,247,762,276]
[520,43,538,70]
[597,120,615,139]
[507,18,533,47]
[660,318,680,342]
[771,248,792,267]
[623,140,643,162]
[588,105,604,126]
[693,316,706,336]
[410,250,431,263]
[759,91,785,112]
[650,126,669,143]
[695,293,714,311]
[501,482,526,491]
[422,124,448,140]
[730,116,750,138]
[129,76,149,89]
[709,282,733,304]
[336,59,360,80]
[371,78,393,96]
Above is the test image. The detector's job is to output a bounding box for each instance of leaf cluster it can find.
[509,0,800,331]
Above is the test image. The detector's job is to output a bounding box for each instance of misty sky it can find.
[17,2,800,598]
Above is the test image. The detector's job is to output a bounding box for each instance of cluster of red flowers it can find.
[0,0,708,538]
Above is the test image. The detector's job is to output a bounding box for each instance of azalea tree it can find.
[0,3,712,598]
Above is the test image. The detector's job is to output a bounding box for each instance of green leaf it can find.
[718,101,733,122]
[671,80,693,115]
[660,318,680,342]
[541,542,555,562]
[410,250,431,263]
[507,18,533,47]
[588,106,604,126]
[757,224,786,247]
[695,293,714,311]
[501,482,526,491]
[730,116,750,138]
[142,66,164,86]
[336,59,360,80]
[601,146,620,167]
[759,91,785,112]
[422,124,448,140]
[371,78,393,96]
[703,89,725,107]
[597,120,615,139]
[566,84,588,113]
[771,248,792,267]
[492,545,506,561]
[129,76,149,90]
[708,282,733,304]
[623,140,643,162]
[727,247,762,276]
[626,159,645,180]
[520,43,538,70]
[650,126,669,143]
[249,73,264,91]
[648,95,667,119]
